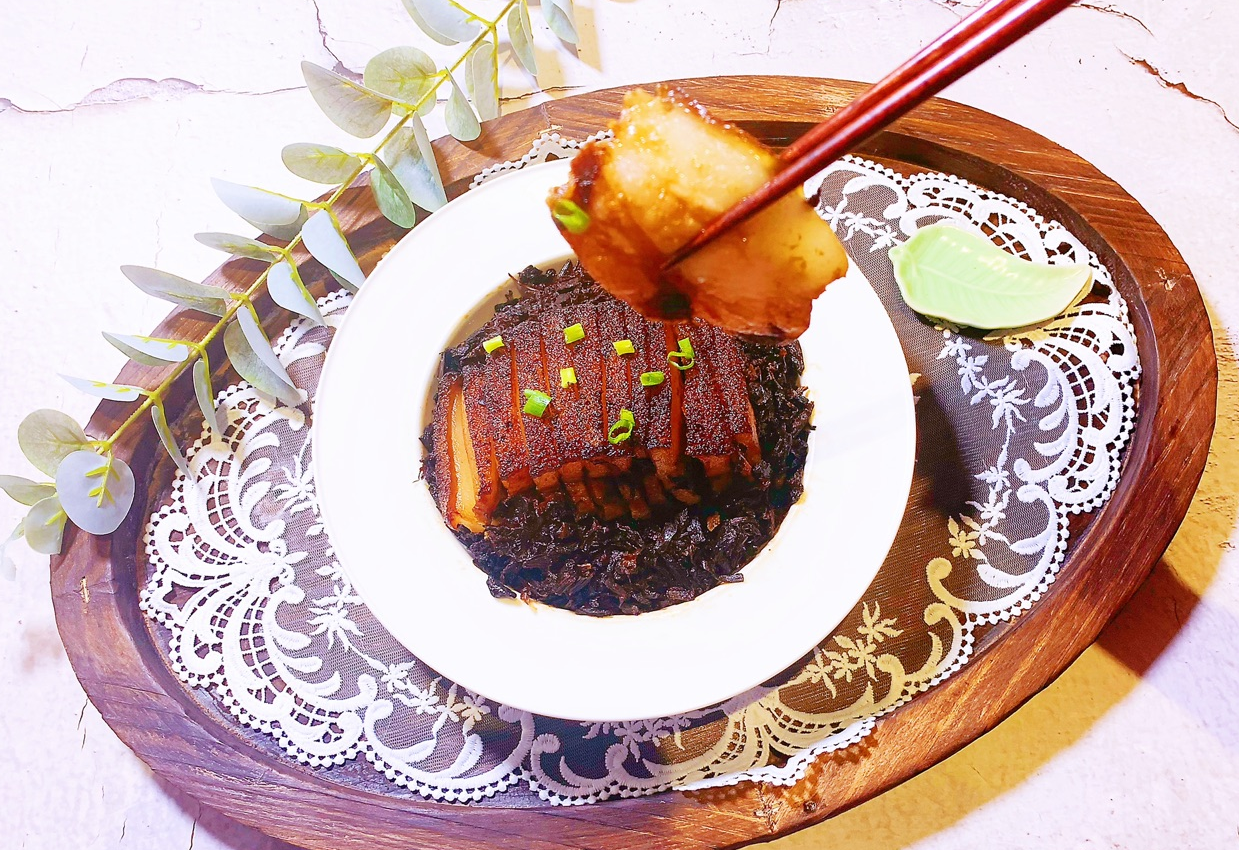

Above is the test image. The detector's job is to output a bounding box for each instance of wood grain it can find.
[49,76,1215,849]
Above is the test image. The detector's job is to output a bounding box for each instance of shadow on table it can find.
[155,777,303,850]
[767,314,1239,849]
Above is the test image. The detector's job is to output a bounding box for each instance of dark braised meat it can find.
[427,263,760,530]
[423,263,812,614]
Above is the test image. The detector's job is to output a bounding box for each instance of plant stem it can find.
[104,0,518,448]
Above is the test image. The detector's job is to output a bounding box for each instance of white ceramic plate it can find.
[314,159,915,722]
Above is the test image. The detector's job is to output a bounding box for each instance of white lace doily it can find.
[139,135,1140,804]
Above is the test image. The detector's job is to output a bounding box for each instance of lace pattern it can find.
[140,138,1140,803]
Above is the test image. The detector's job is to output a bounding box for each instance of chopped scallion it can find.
[560,367,577,388]
[608,408,636,444]
[667,337,696,370]
[482,335,504,354]
[564,323,585,344]
[522,389,552,417]
[639,370,665,387]
[613,339,636,356]
[551,199,591,234]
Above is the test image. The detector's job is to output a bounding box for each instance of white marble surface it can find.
[2,1,1237,847]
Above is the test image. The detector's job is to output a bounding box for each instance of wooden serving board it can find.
[50,76,1215,848]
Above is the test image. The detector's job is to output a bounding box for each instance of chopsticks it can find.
[663,0,1077,270]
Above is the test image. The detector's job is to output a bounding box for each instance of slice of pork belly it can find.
[597,299,638,472]
[483,337,533,495]
[673,320,734,490]
[698,322,762,466]
[431,373,488,532]
[508,318,563,493]
[461,360,503,517]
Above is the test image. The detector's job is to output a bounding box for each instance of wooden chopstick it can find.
[662,0,1077,270]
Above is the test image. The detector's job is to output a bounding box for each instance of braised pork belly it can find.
[547,87,850,343]
[429,263,761,531]
[423,262,813,615]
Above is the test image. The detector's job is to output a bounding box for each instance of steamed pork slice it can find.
[431,373,487,533]
[686,320,761,467]
[597,301,651,518]
[483,338,533,495]
[548,87,849,342]
[597,300,639,470]
[644,319,698,504]
[539,299,597,514]
[461,361,503,517]
[509,319,563,493]
[562,301,609,463]
[673,321,733,487]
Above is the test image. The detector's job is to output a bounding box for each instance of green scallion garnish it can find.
[639,370,665,387]
[613,339,635,356]
[560,367,577,388]
[551,199,591,235]
[667,337,695,370]
[482,335,504,354]
[608,408,636,444]
[564,323,585,345]
[522,389,552,417]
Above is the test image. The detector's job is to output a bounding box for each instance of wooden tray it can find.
[51,76,1215,848]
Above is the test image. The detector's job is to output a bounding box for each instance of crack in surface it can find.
[1,77,304,115]
[768,0,784,40]
[1123,52,1239,132]
[498,84,583,103]
[1078,2,1154,35]
[309,0,355,77]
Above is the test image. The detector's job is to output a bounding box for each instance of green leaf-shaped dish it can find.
[889,223,1093,329]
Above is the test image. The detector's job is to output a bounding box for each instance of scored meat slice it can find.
[461,360,503,517]
[484,338,533,495]
[509,318,562,493]
[673,320,733,489]
[597,300,638,469]
[540,299,595,514]
[699,322,762,466]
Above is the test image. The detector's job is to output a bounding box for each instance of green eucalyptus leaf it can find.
[55,451,135,536]
[1,522,22,579]
[364,47,439,115]
[889,223,1094,330]
[120,265,230,316]
[401,0,481,45]
[542,0,579,44]
[444,74,481,142]
[281,143,364,184]
[508,2,538,75]
[301,61,393,139]
[0,475,56,507]
[465,40,500,122]
[194,232,281,261]
[268,260,326,326]
[151,404,191,479]
[210,179,307,240]
[103,332,192,367]
[23,497,66,555]
[59,375,145,403]
[380,118,447,212]
[192,359,223,435]
[370,156,419,228]
[301,211,365,291]
[18,410,89,477]
[224,318,302,407]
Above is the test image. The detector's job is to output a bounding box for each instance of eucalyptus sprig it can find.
[0,0,579,563]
